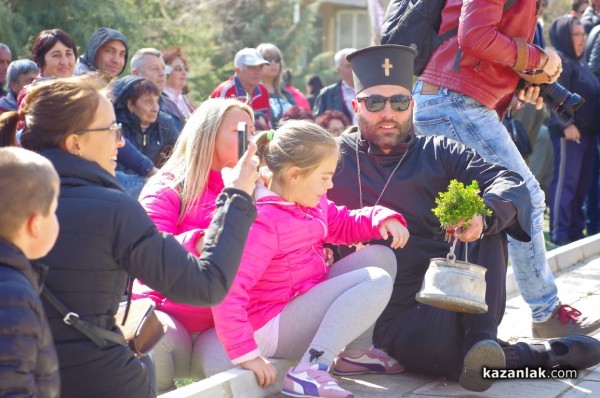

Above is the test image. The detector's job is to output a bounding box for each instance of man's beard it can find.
[357,112,413,150]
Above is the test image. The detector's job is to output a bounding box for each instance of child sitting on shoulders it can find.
[208,120,410,398]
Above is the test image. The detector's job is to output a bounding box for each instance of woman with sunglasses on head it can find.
[163,48,195,121]
[109,75,179,197]
[257,43,295,127]
[0,74,260,398]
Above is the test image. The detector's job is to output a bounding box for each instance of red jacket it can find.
[210,76,271,127]
[420,0,544,115]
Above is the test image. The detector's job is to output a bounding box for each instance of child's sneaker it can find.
[282,363,353,398]
[332,346,405,375]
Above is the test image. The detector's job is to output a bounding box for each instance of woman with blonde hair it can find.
[257,43,295,126]
[133,97,256,393]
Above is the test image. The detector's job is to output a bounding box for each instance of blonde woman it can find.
[257,43,295,126]
[133,97,255,393]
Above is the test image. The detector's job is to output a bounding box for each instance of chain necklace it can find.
[356,135,409,208]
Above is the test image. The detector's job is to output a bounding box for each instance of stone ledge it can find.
[159,359,294,398]
[505,233,600,296]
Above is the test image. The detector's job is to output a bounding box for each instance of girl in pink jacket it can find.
[207,120,410,398]
[132,98,256,393]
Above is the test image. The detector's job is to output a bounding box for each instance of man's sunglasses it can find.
[356,95,412,112]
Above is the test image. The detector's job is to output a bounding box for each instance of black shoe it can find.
[512,334,600,370]
[545,334,600,370]
[459,339,505,392]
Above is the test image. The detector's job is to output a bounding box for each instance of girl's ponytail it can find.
[0,111,21,147]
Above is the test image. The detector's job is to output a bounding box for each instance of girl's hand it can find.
[379,218,410,249]
[324,247,334,266]
[448,214,484,243]
[240,356,277,388]
[222,140,260,196]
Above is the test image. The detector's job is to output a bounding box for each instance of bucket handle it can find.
[447,228,468,263]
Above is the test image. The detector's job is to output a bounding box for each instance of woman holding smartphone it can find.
[133,97,255,393]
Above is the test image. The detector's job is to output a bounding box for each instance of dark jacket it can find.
[329,129,531,378]
[421,0,543,116]
[0,238,60,398]
[547,16,600,135]
[581,6,600,35]
[112,76,179,173]
[118,138,155,177]
[160,92,185,132]
[0,90,17,112]
[38,148,256,397]
[585,23,600,80]
[74,28,128,76]
[312,81,354,123]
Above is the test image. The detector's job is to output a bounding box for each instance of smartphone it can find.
[237,122,248,160]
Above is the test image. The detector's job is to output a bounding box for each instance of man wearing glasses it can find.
[328,44,600,392]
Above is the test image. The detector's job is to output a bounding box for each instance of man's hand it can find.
[517,49,562,110]
[240,356,277,388]
[379,218,410,249]
[542,48,562,84]
[449,214,484,243]
[517,84,544,110]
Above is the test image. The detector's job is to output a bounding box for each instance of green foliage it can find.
[432,180,492,235]
[0,0,320,104]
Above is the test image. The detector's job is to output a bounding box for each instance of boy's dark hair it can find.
[0,147,59,241]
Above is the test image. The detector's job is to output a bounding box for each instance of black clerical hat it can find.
[346,45,417,93]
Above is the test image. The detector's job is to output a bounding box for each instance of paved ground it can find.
[267,256,600,398]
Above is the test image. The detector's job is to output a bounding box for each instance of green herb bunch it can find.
[432,180,492,242]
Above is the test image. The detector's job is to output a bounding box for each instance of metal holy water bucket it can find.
[415,241,488,314]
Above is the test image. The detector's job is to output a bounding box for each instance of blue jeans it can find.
[412,80,559,322]
[116,171,147,199]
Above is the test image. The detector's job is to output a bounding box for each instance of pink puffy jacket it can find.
[213,185,407,363]
[132,170,224,333]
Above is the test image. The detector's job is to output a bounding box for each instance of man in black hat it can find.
[328,44,600,392]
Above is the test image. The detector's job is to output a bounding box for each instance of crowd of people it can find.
[2,1,600,396]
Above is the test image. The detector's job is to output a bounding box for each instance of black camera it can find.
[519,80,585,124]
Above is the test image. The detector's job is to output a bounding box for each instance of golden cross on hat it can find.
[382,58,393,76]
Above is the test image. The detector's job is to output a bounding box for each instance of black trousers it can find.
[373,234,508,380]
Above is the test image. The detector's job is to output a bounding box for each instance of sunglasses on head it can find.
[264,56,281,64]
[356,94,412,112]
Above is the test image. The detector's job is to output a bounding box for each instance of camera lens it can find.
[539,83,585,125]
